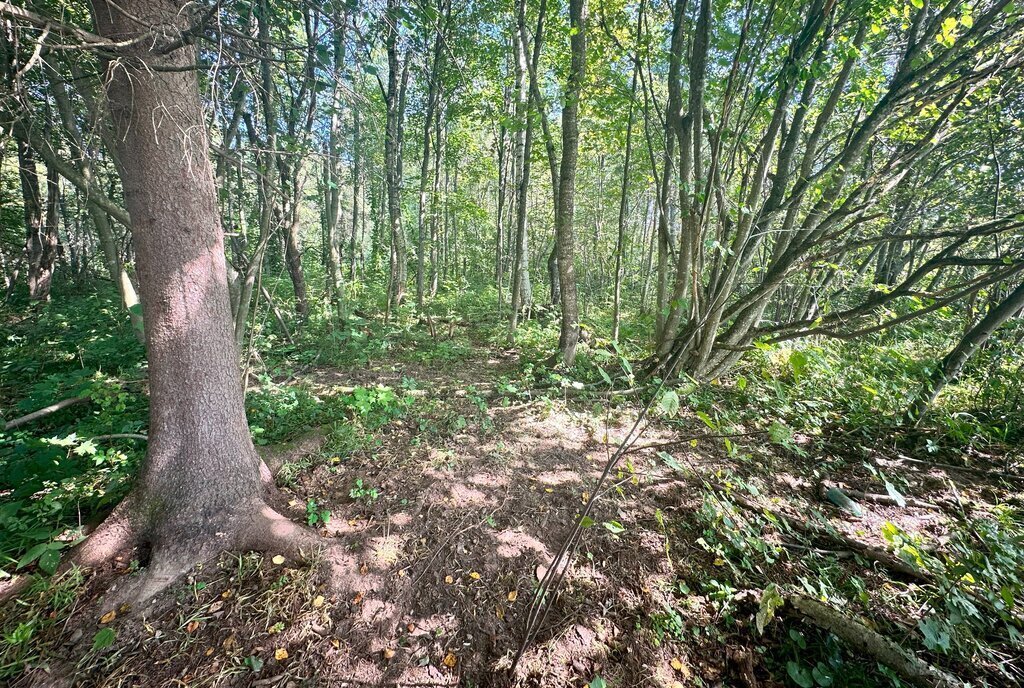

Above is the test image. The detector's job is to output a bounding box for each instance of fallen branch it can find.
[820,482,943,511]
[91,433,148,442]
[3,396,89,431]
[713,481,930,581]
[788,594,962,688]
[626,431,766,456]
[895,455,1024,483]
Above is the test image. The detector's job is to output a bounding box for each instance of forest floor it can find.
[2,309,1022,688]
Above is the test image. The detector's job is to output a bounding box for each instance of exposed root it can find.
[64,498,141,571]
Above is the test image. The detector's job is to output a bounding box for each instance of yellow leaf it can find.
[713,558,725,566]
[205,647,214,656]
[221,590,233,599]
[444,575,454,584]
[99,610,116,624]
[271,555,285,565]
[496,606,505,619]
[382,648,396,660]
[469,571,481,580]
[274,648,288,661]
[507,590,518,602]
[312,595,325,608]
[671,657,683,671]
[544,488,554,493]
[581,492,589,503]
[442,652,457,668]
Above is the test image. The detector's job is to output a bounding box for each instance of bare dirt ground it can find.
[8,351,1020,688]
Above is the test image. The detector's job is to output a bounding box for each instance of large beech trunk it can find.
[78,0,313,602]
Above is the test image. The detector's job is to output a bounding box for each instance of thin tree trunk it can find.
[554,0,587,366]
[385,0,408,309]
[612,15,641,343]
[907,280,1024,424]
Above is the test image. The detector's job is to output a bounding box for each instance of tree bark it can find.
[384,0,408,310]
[553,0,587,366]
[73,0,316,603]
[16,136,58,302]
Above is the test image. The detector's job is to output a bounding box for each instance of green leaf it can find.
[812,663,834,687]
[695,411,716,430]
[580,516,595,528]
[658,451,684,473]
[658,390,680,417]
[38,548,60,574]
[918,617,951,653]
[17,543,48,570]
[602,521,626,535]
[789,350,809,381]
[92,627,116,651]
[73,439,98,456]
[756,584,784,635]
[588,677,606,688]
[911,0,923,8]
[884,481,906,507]
[788,661,814,688]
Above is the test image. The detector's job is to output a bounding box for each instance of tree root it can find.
[787,594,962,688]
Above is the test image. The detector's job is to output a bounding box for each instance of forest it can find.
[1,0,1023,686]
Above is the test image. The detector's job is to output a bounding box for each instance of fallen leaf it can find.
[352,591,363,604]
[383,648,396,660]
[581,492,589,503]
[544,488,554,493]
[442,652,457,668]
[507,590,518,602]
[444,575,454,584]
[99,611,116,624]
[274,648,288,661]
[671,658,683,671]
[221,590,233,599]
[407,623,416,632]
[186,621,200,633]
[271,555,285,565]
[222,635,238,651]
[205,648,214,656]
[209,601,223,613]
[713,558,725,566]
[331,639,340,649]
[496,606,505,619]
[469,571,481,580]
[312,595,325,608]
[359,562,369,575]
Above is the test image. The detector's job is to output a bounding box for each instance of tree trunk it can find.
[612,20,641,343]
[417,13,445,309]
[350,102,362,281]
[16,137,58,302]
[906,280,1024,424]
[74,0,316,603]
[553,0,587,367]
[325,8,348,318]
[385,0,408,310]
[509,0,535,337]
